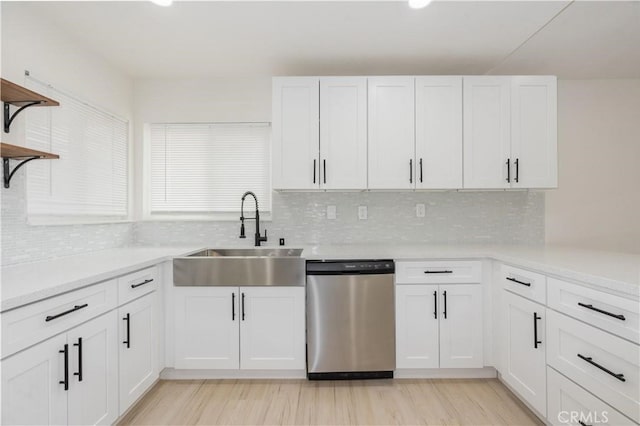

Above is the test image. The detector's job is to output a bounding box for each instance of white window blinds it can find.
[149,123,271,214]
[25,78,128,219]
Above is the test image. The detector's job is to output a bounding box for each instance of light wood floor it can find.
[119,379,542,426]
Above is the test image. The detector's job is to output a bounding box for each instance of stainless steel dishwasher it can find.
[306,259,395,379]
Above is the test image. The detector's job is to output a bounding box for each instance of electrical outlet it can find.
[327,205,337,220]
[358,205,368,220]
[416,203,426,218]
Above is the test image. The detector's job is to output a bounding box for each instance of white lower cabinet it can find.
[501,290,546,416]
[547,367,635,426]
[396,284,483,369]
[118,292,158,415]
[1,312,118,426]
[173,286,305,371]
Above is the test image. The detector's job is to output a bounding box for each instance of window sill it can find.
[143,212,273,222]
[26,216,133,226]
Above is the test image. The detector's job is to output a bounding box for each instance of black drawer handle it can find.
[506,277,531,287]
[578,421,591,426]
[131,278,154,289]
[424,270,453,274]
[59,343,69,391]
[578,303,626,321]
[577,354,626,382]
[73,337,83,382]
[46,304,88,322]
[123,313,131,348]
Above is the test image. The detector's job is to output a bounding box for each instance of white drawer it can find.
[548,277,639,343]
[547,310,640,423]
[501,264,546,304]
[395,261,481,284]
[1,280,117,358]
[118,266,158,305]
[547,367,635,426]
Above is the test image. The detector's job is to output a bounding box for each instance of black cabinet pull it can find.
[577,354,626,382]
[514,158,519,183]
[313,159,316,184]
[131,278,153,289]
[323,159,326,184]
[123,313,130,348]
[409,159,413,184]
[424,270,453,274]
[578,421,591,426]
[232,292,236,321]
[506,158,511,183]
[433,291,437,319]
[506,277,531,287]
[241,293,246,321]
[45,303,88,322]
[578,303,626,321]
[59,344,69,391]
[533,313,542,349]
[73,337,83,382]
[419,158,423,183]
[443,290,447,319]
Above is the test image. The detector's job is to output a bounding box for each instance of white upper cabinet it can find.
[415,77,463,189]
[510,76,558,188]
[368,77,416,189]
[463,76,512,189]
[272,77,320,190]
[320,77,368,190]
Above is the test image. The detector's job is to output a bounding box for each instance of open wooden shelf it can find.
[1,78,59,107]
[1,142,59,159]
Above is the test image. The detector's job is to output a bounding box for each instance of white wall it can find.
[546,80,640,254]
[1,3,135,266]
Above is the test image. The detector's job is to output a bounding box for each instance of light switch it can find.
[327,205,337,220]
[416,203,426,218]
[358,205,368,220]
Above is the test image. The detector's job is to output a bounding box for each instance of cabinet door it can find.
[320,77,367,190]
[272,77,320,190]
[240,287,305,370]
[415,76,463,189]
[119,293,157,415]
[1,334,68,425]
[439,284,483,368]
[67,311,118,426]
[368,77,415,189]
[463,76,511,189]
[511,76,557,188]
[502,291,546,415]
[174,287,239,369]
[395,284,439,369]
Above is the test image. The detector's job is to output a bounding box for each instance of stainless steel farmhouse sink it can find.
[173,248,305,287]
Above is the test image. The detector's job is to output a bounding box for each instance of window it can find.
[148,123,271,218]
[25,77,129,223]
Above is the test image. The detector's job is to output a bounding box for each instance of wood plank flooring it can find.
[119,379,542,426]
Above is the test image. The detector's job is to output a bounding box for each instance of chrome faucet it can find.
[239,191,267,247]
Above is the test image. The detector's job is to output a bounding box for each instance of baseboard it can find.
[394,367,497,379]
[114,377,161,424]
[160,368,307,380]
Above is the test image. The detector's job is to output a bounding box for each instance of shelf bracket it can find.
[3,156,39,188]
[4,101,43,133]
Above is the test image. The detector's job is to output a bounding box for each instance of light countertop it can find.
[1,246,203,312]
[2,244,638,312]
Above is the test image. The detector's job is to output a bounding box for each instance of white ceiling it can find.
[10,0,640,79]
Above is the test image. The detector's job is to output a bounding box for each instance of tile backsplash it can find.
[2,173,544,266]
[135,191,544,247]
[1,173,133,266]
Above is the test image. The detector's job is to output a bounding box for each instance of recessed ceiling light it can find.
[150,0,173,6]
[408,0,432,9]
